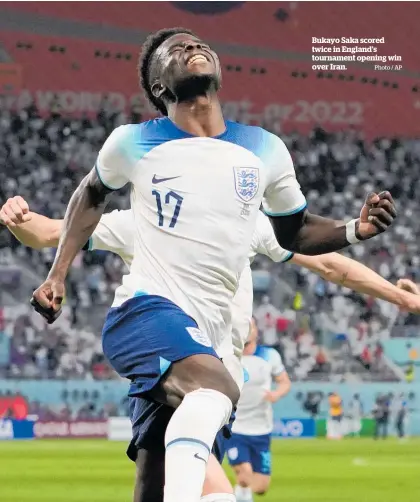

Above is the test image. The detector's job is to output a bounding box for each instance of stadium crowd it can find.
[1,101,420,381]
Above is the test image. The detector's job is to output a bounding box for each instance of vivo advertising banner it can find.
[272,418,316,438]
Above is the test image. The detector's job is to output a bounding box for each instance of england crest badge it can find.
[233,167,259,202]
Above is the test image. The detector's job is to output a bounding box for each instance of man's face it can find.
[151,33,221,102]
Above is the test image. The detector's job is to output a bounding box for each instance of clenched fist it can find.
[357,191,397,240]
[0,196,32,227]
[31,278,65,324]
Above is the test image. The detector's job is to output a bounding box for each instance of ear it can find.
[151,82,166,99]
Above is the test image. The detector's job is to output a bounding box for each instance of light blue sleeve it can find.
[95,125,139,190]
[268,347,285,377]
[261,132,307,217]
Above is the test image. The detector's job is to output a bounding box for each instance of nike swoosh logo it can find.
[194,453,206,463]
[152,175,181,184]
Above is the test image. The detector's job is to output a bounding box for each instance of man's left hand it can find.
[357,191,397,240]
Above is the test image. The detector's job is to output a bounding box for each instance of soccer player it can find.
[394,392,408,439]
[327,392,344,439]
[226,317,290,502]
[347,393,364,437]
[1,195,414,502]
[28,27,396,502]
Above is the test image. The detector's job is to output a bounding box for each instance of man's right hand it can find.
[0,196,32,227]
[31,278,65,324]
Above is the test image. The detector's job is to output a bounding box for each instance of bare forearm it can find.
[317,253,417,309]
[272,382,291,400]
[8,214,63,249]
[270,211,353,255]
[270,192,396,255]
[48,169,111,280]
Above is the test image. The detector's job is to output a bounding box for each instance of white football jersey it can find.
[94,118,306,357]
[89,209,134,268]
[232,346,285,436]
[231,211,293,358]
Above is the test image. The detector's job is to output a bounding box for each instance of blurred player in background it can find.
[372,394,390,440]
[327,392,343,439]
[226,318,290,502]
[394,392,408,440]
[347,393,364,437]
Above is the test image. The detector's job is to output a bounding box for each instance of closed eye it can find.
[169,42,212,54]
[169,46,184,55]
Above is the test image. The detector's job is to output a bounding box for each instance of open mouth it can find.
[186,54,209,67]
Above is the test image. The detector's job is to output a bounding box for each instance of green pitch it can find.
[1,438,420,502]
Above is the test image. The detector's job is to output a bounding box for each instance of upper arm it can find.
[95,125,138,191]
[90,210,135,259]
[262,133,307,217]
[275,370,291,386]
[268,208,309,251]
[259,132,307,249]
[268,348,286,377]
[290,252,330,275]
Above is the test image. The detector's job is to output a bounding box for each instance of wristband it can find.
[345,219,361,244]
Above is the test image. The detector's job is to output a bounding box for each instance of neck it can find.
[244,342,257,356]
[168,94,225,137]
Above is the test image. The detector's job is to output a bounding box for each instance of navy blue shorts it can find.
[226,432,272,475]
[126,395,231,463]
[213,429,228,463]
[102,294,219,397]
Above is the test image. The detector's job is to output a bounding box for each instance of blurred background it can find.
[1,2,420,501]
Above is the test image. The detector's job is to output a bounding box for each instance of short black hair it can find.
[139,27,196,116]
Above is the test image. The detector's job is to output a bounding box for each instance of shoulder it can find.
[226,122,290,164]
[112,118,189,145]
[254,345,278,362]
[222,122,285,162]
[101,118,191,163]
[258,346,284,369]
[102,124,137,147]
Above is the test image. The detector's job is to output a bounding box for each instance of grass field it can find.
[1,438,420,502]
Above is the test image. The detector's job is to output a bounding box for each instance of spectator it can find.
[405,363,415,383]
[254,296,281,348]
[372,394,390,439]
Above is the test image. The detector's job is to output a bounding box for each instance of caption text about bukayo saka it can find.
[311,37,402,71]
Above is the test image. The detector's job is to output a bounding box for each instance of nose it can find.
[185,42,202,52]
